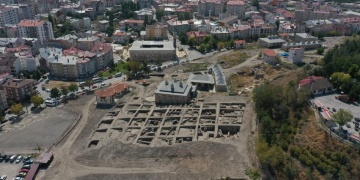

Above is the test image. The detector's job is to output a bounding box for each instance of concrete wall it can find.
[155,93,191,105]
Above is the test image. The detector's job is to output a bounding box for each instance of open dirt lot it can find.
[0,107,77,154]
[0,161,23,179]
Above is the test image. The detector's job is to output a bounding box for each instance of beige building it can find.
[262,49,278,65]
[155,80,193,105]
[129,40,176,62]
[145,24,168,40]
[198,0,224,17]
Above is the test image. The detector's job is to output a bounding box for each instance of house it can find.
[113,30,128,44]
[261,49,278,65]
[155,80,193,105]
[0,78,36,101]
[287,48,304,64]
[234,40,246,49]
[95,83,129,105]
[299,76,333,95]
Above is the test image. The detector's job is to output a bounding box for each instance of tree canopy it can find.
[50,88,60,98]
[331,109,353,128]
[68,83,78,92]
[10,103,23,115]
[31,95,44,107]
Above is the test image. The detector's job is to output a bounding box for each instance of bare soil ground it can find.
[44,80,74,89]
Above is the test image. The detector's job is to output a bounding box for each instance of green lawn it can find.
[100,61,128,78]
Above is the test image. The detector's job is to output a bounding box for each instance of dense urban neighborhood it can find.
[1,0,360,179]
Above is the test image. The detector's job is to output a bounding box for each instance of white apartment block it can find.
[0,6,19,26]
[198,0,225,17]
[226,0,245,18]
[18,20,54,44]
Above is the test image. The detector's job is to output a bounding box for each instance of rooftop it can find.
[227,0,245,5]
[211,64,226,85]
[188,74,214,84]
[262,49,276,57]
[130,40,175,51]
[259,36,286,44]
[95,83,129,97]
[155,80,191,96]
[18,20,45,27]
[2,79,36,88]
[299,76,333,91]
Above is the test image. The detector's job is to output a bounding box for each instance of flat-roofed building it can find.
[258,35,287,48]
[129,40,176,62]
[145,24,168,40]
[294,33,317,42]
[287,48,304,64]
[155,80,193,105]
[188,73,214,91]
[209,64,227,92]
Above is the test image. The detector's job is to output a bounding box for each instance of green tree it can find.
[128,61,142,74]
[317,47,324,55]
[10,103,23,115]
[188,37,196,48]
[199,44,206,53]
[60,86,69,96]
[245,168,261,180]
[156,9,165,21]
[252,0,260,9]
[275,20,280,30]
[332,109,353,130]
[68,83,78,92]
[217,42,224,50]
[142,62,150,77]
[256,140,286,169]
[85,79,93,89]
[50,88,60,98]
[330,72,351,89]
[31,95,44,107]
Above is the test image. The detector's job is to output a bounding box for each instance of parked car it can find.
[15,156,23,163]
[23,159,33,164]
[107,76,113,79]
[9,155,17,163]
[4,155,11,162]
[14,177,23,180]
[114,72,122,77]
[22,165,31,169]
[0,154,7,162]
[18,111,25,116]
[101,83,106,87]
[39,78,44,82]
[0,175,7,180]
[45,79,49,83]
[19,169,28,173]
[17,173,26,177]
[23,156,31,162]
[8,116,16,121]
[45,89,50,92]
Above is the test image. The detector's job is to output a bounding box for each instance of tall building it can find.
[198,0,225,17]
[226,1,245,18]
[0,78,36,101]
[0,6,19,26]
[17,20,54,44]
[5,4,33,20]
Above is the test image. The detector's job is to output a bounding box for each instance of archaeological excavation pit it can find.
[114,118,131,127]
[150,109,167,117]
[109,128,123,139]
[175,136,193,143]
[122,127,140,143]
[140,127,159,136]
[177,126,196,137]
[97,119,113,129]
[218,125,241,136]
[201,109,216,116]
[134,110,150,118]
[198,125,216,140]
[199,116,216,124]
[140,105,153,110]
[160,126,177,136]
[167,109,182,116]
[183,109,200,116]
[219,109,244,116]
[126,104,141,110]
[163,117,181,126]
[180,117,198,125]
[218,116,242,124]
[146,118,162,126]
[202,103,217,109]
[88,140,99,148]
[220,103,245,110]
[129,118,146,127]
[137,137,154,145]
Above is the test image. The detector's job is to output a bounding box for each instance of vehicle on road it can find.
[19,169,28,173]
[79,82,86,87]
[114,72,122,77]
[107,75,113,79]
[101,83,106,87]
[23,156,31,162]
[45,89,50,92]
[0,154,7,162]
[44,100,58,107]
[39,78,44,82]
[19,111,25,116]
[92,77,103,83]
[45,79,49,83]
[8,116,16,121]
[41,85,46,90]
[15,156,23,163]
[0,175,7,180]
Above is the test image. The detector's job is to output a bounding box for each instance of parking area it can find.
[0,107,77,154]
[313,93,360,135]
[0,161,23,179]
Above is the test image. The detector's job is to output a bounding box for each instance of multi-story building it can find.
[261,49,278,65]
[0,6,19,26]
[113,30,129,44]
[135,8,154,23]
[258,35,286,48]
[198,0,225,17]
[17,20,54,44]
[0,78,36,101]
[155,80,193,105]
[145,24,168,40]
[287,48,304,64]
[138,0,152,9]
[0,54,18,74]
[5,4,33,20]
[77,36,100,51]
[226,0,245,18]
[230,24,250,39]
[167,19,189,34]
[129,40,176,62]
[120,19,144,31]
[0,88,8,110]
[211,26,230,40]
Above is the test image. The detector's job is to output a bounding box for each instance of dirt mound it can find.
[75,141,246,178]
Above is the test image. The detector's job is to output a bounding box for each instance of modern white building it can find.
[287,48,304,64]
[14,51,39,72]
[17,20,54,44]
[155,80,193,105]
[129,40,176,62]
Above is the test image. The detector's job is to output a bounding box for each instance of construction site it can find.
[88,102,245,148]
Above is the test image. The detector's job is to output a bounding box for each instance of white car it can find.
[15,156,22,163]
[45,89,50,92]
[101,83,106,87]
[0,175,6,180]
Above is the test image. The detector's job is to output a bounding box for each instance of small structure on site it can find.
[209,64,227,92]
[187,73,214,91]
[299,76,333,95]
[95,83,129,105]
[155,80,195,105]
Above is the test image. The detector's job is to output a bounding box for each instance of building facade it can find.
[0,78,36,101]
[287,48,304,64]
[198,0,225,17]
[129,40,176,62]
[145,24,168,40]
[262,49,278,65]
[0,6,19,26]
[17,20,54,44]
[155,80,193,105]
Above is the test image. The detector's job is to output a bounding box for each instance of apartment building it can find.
[120,19,144,31]
[17,20,54,44]
[198,0,225,17]
[0,6,19,26]
[0,54,18,74]
[5,4,33,20]
[145,24,168,40]
[230,24,250,39]
[287,48,304,64]
[113,30,129,44]
[0,78,36,101]
[0,88,8,110]
[261,49,278,65]
[135,8,154,23]
[166,19,189,34]
[211,26,230,40]
[226,0,245,18]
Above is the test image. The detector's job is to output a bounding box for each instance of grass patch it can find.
[227,74,255,95]
[218,51,249,69]
[101,61,128,78]
[183,63,209,72]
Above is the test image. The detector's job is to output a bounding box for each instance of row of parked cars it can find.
[0,154,33,180]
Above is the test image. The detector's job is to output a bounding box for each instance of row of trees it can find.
[49,83,79,98]
[179,33,234,53]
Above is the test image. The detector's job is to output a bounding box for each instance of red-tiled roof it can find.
[123,19,144,24]
[262,49,276,57]
[299,76,323,87]
[113,31,127,36]
[234,40,246,44]
[227,0,244,5]
[95,83,129,97]
[186,31,207,38]
[63,47,83,56]
[18,20,45,27]
[91,43,112,53]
